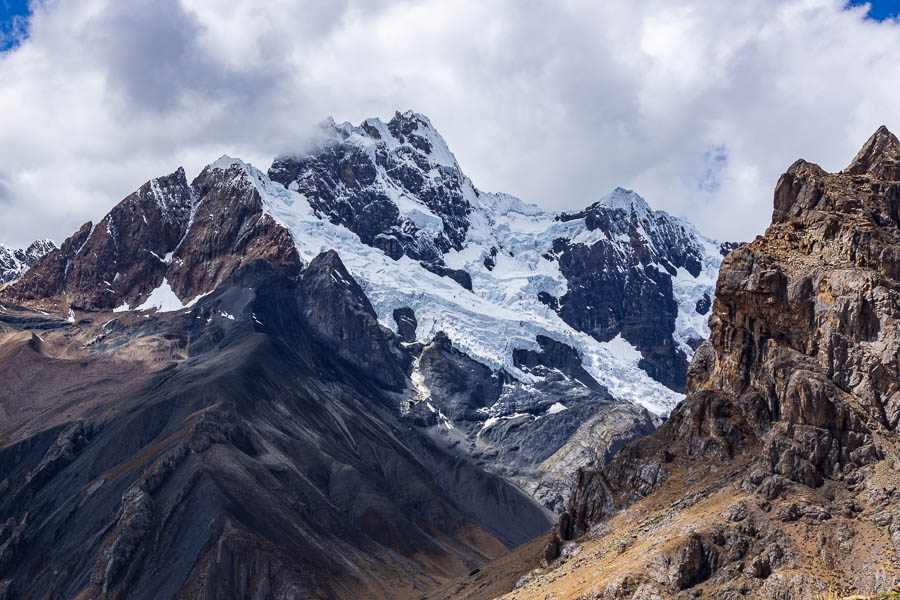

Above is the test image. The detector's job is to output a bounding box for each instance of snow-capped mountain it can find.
[268,111,732,411]
[0,111,737,598]
[0,239,55,283]
[10,111,732,417]
[3,110,735,517]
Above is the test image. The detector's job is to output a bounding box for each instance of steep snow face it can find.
[208,156,691,415]
[0,239,56,283]
[205,113,726,416]
[268,110,476,265]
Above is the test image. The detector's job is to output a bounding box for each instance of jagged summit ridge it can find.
[312,110,462,171]
[595,186,652,215]
[846,124,900,180]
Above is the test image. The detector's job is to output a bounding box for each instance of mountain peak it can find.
[846,124,900,180]
[210,155,248,171]
[596,186,651,215]
[389,109,434,130]
[305,110,459,170]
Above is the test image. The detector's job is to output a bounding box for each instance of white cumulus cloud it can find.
[0,0,897,246]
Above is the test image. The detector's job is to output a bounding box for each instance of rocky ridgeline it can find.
[536,127,900,598]
[7,164,300,311]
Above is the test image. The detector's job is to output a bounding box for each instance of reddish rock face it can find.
[166,163,302,302]
[9,169,192,309]
[9,169,191,309]
[560,127,900,596]
[3,164,301,312]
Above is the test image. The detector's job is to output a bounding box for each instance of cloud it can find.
[0,0,897,247]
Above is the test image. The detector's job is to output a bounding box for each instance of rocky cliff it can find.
[7,162,300,311]
[487,127,900,599]
[403,329,657,513]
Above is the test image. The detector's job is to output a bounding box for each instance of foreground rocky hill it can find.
[445,128,900,599]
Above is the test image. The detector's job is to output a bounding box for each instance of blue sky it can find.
[0,0,29,50]
[848,0,900,19]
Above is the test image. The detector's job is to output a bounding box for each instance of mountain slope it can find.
[476,128,900,599]
[0,256,551,599]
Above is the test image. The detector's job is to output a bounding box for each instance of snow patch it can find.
[133,280,211,314]
[600,334,643,365]
[547,402,568,414]
[136,279,186,312]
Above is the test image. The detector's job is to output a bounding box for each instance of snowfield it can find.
[209,139,722,416]
[118,112,725,417]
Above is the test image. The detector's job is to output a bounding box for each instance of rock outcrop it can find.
[551,189,716,391]
[403,328,656,513]
[497,127,900,599]
[300,250,407,389]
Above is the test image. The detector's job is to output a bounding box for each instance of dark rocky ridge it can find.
[0,255,551,599]
[9,169,194,309]
[403,327,656,513]
[6,162,301,312]
[534,127,900,598]
[547,189,732,391]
